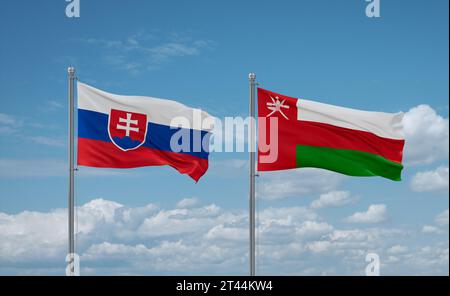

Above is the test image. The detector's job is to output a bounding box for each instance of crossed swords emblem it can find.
[266,95,290,119]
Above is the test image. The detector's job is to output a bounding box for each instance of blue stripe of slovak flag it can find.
[77,108,210,159]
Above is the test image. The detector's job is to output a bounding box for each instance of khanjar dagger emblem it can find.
[266,96,290,119]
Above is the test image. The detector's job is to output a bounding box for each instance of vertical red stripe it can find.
[257,88,299,171]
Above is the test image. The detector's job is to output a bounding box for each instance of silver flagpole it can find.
[67,66,76,276]
[248,73,256,276]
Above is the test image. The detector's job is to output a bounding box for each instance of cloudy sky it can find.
[0,0,448,275]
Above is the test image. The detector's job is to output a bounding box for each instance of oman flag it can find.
[257,88,405,181]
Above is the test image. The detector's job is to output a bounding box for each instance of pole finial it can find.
[248,72,256,81]
[68,66,75,76]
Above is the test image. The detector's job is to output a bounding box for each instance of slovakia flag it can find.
[77,82,214,182]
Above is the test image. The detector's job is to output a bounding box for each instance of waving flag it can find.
[258,88,405,181]
[77,82,213,181]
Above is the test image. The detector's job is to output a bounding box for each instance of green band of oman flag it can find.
[257,88,405,181]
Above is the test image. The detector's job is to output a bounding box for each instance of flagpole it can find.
[248,72,256,276]
[67,66,76,276]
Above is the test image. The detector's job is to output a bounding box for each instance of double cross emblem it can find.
[116,113,140,137]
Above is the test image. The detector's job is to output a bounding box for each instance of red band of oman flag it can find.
[257,88,405,181]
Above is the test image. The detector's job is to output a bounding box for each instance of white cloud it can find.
[422,225,443,234]
[258,168,345,200]
[0,199,123,263]
[0,113,22,134]
[329,229,369,242]
[345,204,387,224]
[30,136,66,147]
[0,158,134,178]
[78,32,214,74]
[205,225,247,242]
[149,40,210,63]
[306,241,332,253]
[0,158,66,177]
[420,209,449,235]
[0,199,447,275]
[410,166,449,192]
[295,221,333,239]
[207,158,247,178]
[0,126,15,134]
[0,113,18,126]
[0,199,247,275]
[310,191,357,209]
[137,205,223,238]
[387,245,408,254]
[48,100,63,109]
[435,209,449,226]
[258,206,318,226]
[405,243,449,275]
[402,105,449,165]
[176,197,200,208]
[40,100,63,112]
[81,199,123,224]
[0,112,63,142]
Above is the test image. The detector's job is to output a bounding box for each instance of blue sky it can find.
[0,0,448,275]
